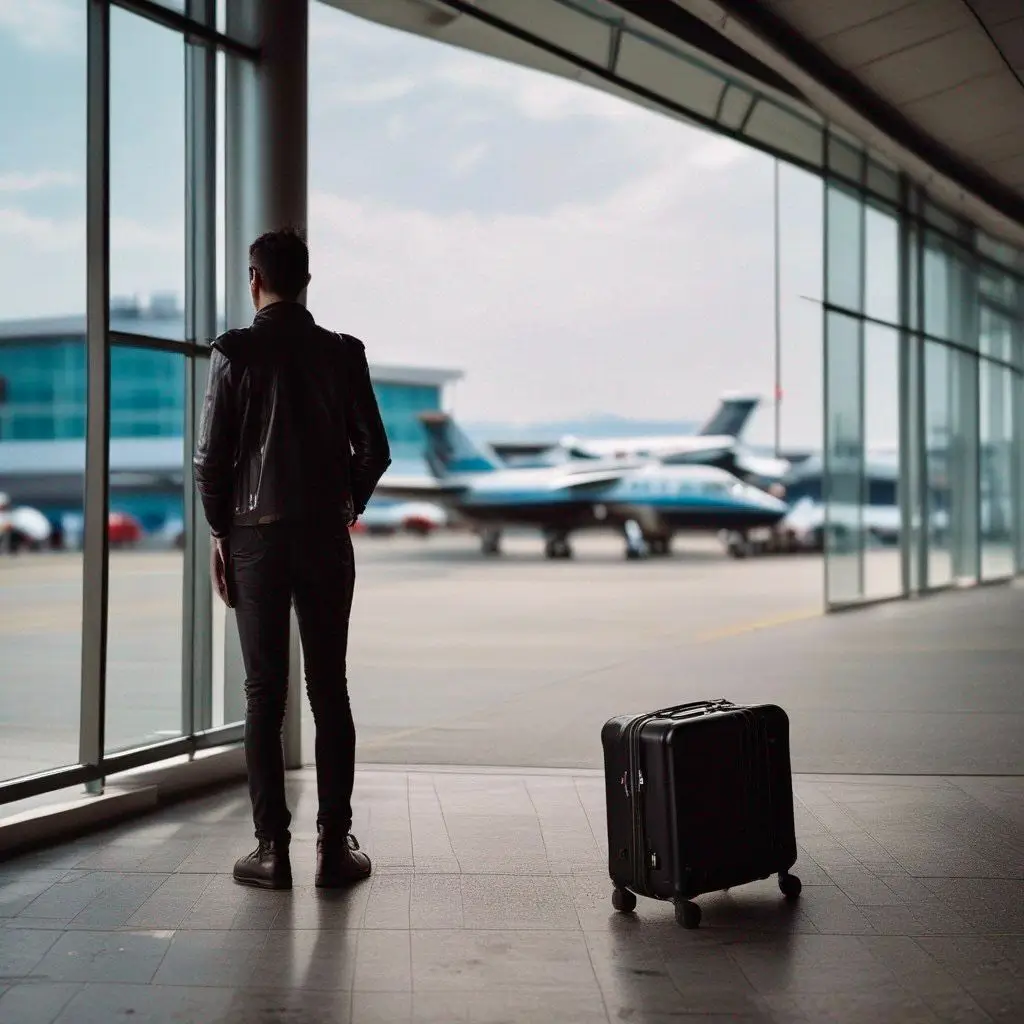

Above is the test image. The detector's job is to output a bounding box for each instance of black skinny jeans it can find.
[229,521,356,841]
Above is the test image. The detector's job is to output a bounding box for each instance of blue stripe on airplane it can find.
[461,491,767,509]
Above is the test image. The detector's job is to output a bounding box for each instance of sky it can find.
[0,0,840,448]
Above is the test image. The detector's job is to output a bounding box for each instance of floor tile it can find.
[0,982,82,1024]
[410,929,598,992]
[53,984,235,1024]
[919,877,1024,934]
[150,929,269,987]
[30,931,172,985]
[250,929,358,990]
[0,928,63,980]
[730,933,900,995]
[917,936,1024,1021]
[459,875,580,930]
[353,930,411,991]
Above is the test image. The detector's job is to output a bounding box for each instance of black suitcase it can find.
[601,698,801,928]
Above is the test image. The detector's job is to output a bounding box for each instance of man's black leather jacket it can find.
[194,302,391,539]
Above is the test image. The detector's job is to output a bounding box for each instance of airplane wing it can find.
[372,476,468,503]
[490,441,558,460]
[660,443,736,466]
[545,468,630,491]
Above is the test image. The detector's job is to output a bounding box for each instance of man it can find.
[194,229,391,890]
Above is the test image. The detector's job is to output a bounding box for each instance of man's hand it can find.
[211,535,232,607]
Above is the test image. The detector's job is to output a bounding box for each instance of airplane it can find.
[489,393,761,467]
[375,412,789,559]
[489,393,793,486]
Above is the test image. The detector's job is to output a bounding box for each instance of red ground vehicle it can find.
[108,510,143,548]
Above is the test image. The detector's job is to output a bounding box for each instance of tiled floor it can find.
[1,767,1022,1023]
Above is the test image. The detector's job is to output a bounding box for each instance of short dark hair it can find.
[248,228,309,300]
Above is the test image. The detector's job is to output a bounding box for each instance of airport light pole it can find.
[773,158,782,459]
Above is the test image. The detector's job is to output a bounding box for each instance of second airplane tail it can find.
[697,394,760,439]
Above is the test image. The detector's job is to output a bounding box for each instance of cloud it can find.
[0,170,78,193]
[450,142,488,176]
[0,207,82,251]
[306,132,783,428]
[109,217,181,251]
[327,76,419,107]
[433,56,647,124]
[0,0,82,53]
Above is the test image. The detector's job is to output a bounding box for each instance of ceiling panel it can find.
[970,129,1024,165]
[991,153,1024,187]
[965,0,1023,28]
[765,0,918,41]
[855,25,1002,104]
[902,70,1024,144]
[820,0,971,69]
[991,16,1024,68]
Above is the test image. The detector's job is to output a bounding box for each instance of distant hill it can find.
[466,414,700,445]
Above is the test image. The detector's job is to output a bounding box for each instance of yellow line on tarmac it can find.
[691,606,821,644]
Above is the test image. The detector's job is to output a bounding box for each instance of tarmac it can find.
[2,532,1022,782]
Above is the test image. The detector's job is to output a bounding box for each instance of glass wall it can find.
[0,0,86,786]
[822,147,1024,607]
[0,0,257,804]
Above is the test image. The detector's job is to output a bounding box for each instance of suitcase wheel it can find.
[674,899,701,929]
[778,872,802,900]
[611,887,637,913]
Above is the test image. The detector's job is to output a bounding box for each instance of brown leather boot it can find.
[315,828,372,888]
[233,838,293,890]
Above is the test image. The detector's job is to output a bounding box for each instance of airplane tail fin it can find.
[419,412,500,478]
[698,394,760,438]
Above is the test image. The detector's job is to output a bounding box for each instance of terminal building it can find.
[0,298,460,538]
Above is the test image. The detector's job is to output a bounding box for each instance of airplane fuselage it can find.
[449,464,787,534]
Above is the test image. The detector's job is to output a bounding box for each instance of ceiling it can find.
[698,0,1024,234]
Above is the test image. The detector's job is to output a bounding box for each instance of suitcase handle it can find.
[652,698,734,719]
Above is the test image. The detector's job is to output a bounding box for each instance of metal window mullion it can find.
[915,188,930,592]
[184,0,217,738]
[109,330,200,354]
[897,174,913,597]
[80,0,111,776]
[856,188,867,602]
[111,0,259,59]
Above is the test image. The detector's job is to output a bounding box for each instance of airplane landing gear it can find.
[647,535,672,557]
[544,532,573,560]
[480,528,502,556]
[623,520,648,560]
[726,530,751,559]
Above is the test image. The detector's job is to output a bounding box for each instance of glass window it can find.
[980,302,1012,363]
[827,134,863,184]
[980,355,1015,579]
[924,341,953,587]
[110,8,185,337]
[950,349,980,584]
[0,0,86,784]
[103,346,186,753]
[865,205,899,325]
[617,35,723,120]
[923,235,976,348]
[824,311,863,605]
[863,323,900,599]
[826,185,863,314]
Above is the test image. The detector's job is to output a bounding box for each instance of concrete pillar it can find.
[222,0,309,768]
